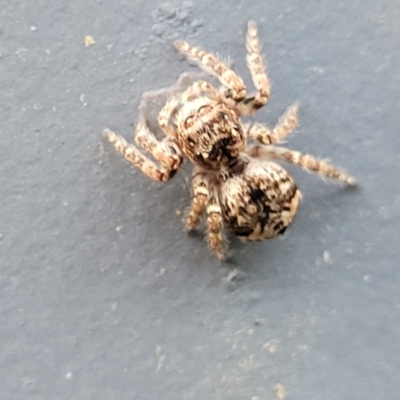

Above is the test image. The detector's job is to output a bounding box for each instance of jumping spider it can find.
[104,21,356,260]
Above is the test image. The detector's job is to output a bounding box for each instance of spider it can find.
[104,21,356,260]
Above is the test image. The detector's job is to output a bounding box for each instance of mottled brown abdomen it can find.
[221,161,301,241]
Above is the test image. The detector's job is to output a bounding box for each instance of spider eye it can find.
[198,105,212,115]
[187,137,196,147]
[219,111,229,121]
[184,116,194,128]
[231,124,241,137]
[224,89,233,99]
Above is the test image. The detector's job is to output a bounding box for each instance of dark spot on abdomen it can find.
[249,188,264,202]
[232,226,254,237]
[278,226,287,235]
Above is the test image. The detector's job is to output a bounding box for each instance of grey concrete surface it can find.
[1,1,400,399]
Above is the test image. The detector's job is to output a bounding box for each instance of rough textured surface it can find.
[1,1,399,399]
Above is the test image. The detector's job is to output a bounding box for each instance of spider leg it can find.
[185,169,209,231]
[174,40,247,101]
[184,172,226,259]
[206,186,226,260]
[158,96,181,138]
[237,21,271,115]
[134,121,182,170]
[180,80,219,102]
[245,103,299,144]
[103,127,182,182]
[247,144,357,185]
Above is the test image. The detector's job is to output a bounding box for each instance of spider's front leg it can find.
[180,81,219,103]
[158,96,181,138]
[237,20,271,115]
[175,21,271,116]
[135,121,182,169]
[174,40,247,102]
[103,123,182,182]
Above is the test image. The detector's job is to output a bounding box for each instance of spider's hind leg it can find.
[247,144,357,185]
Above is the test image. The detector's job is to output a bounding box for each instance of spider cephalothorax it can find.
[174,97,245,171]
[104,21,355,260]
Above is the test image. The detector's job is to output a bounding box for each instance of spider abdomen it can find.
[221,161,301,241]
